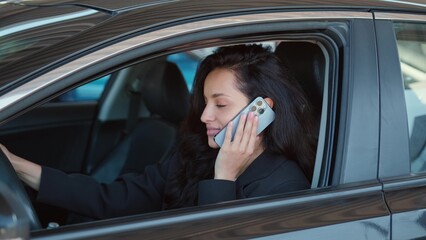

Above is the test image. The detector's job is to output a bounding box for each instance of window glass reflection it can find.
[394,22,426,173]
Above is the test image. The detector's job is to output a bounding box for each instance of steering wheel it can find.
[0,150,41,230]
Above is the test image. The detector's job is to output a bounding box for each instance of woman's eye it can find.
[216,104,226,108]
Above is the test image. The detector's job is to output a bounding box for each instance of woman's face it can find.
[200,68,250,148]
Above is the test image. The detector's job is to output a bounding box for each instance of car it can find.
[0,0,425,239]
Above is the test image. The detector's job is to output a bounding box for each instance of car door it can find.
[15,9,392,239]
[375,11,426,239]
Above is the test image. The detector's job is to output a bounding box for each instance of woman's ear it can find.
[264,97,274,108]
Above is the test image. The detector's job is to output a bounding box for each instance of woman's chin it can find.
[207,139,220,149]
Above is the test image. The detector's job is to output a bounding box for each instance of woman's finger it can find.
[223,120,234,147]
[0,144,11,160]
[239,112,255,151]
[247,115,259,151]
[232,113,247,144]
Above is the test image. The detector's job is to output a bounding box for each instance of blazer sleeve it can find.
[37,152,178,219]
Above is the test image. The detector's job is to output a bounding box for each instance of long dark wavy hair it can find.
[164,44,317,209]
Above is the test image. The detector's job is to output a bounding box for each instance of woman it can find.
[1,44,317,220]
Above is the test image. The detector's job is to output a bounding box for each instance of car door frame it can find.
[0,9,389,239]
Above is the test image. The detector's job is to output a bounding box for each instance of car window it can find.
[167,53,200,91]
[167,44,276,91]
[394,22,426,173]
[55,75,110,102]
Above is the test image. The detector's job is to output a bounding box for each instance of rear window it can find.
[394,22,426,173]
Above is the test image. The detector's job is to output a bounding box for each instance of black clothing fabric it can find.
[37,150,309,219]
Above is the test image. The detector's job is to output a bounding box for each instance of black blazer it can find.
[37,150,309,219]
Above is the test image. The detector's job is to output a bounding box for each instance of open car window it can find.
[0,37,333,228]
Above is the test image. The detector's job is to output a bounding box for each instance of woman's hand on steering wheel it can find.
[0,144,42,191]
[0,143,41,229]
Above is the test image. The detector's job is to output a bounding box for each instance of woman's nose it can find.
[200,105,214,123]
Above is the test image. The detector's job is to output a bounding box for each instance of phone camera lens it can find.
[256,100,263,106]
[250,106,257,112]
[257,108,265,114]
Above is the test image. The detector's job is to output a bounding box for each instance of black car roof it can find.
[13,0,426,12]
[0,0,425,92]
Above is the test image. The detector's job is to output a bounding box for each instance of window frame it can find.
[375,12,426,179]
[0,10,391,238]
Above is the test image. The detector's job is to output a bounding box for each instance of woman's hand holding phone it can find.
[214,111,264,181]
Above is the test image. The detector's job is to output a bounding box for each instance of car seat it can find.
[274,41,325,120]
[91,61,190,183]
[274,41,326,188]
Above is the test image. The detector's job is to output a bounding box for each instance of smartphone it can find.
[213,96,275,147]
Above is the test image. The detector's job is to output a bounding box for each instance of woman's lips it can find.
[206,128,220,137]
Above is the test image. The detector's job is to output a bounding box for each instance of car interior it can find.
[88,59,190,183]
[0,39,331,228]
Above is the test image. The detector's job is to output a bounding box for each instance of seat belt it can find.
[124,78,144,135]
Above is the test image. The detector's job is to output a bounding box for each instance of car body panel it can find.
[13,0,426,12]
[335,18,380,184]
[382,176,426,239]
[375,18,411,179]
[0,0,425,239]
[31,182,389,239]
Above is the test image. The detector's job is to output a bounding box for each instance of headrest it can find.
[141,61,190,123]
[275,42,325,116]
